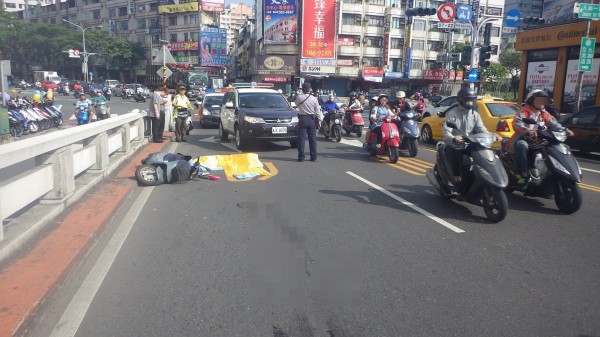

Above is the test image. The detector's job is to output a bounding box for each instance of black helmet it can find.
[525,89,549,105]
[457,87,477,109]
[350,91,357,97]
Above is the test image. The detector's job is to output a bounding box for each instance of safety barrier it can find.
[0,111,146,248]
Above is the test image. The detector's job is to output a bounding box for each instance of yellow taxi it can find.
[420,95,520,148]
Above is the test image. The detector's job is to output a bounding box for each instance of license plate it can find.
[272,126,287,134]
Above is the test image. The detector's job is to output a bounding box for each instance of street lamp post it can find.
[62,19,101,82]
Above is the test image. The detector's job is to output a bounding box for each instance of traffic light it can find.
[523,17,545,25]
[479,45,491,68]
[406,7,437,16]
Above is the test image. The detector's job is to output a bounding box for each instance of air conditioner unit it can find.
[392,3,398,7]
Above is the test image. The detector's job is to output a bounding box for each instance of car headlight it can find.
[202,109,211,116]
[243,116,266,123]
[291,116,299,123]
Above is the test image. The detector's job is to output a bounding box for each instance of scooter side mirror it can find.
[446,121,458,130]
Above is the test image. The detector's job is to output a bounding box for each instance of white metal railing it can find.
[0,111,146,241]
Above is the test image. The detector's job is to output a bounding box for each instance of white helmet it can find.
[396,91,406,98]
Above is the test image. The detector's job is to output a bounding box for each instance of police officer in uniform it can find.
[295,82,323,162]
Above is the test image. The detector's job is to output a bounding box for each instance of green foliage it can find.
[481,63,510,94]
[499,48,522,77]
[0,18,145,79]
[451,42,472,67]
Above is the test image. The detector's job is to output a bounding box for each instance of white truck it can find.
[33,71,61,84]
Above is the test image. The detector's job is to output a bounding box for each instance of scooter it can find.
[95,101,110,120]
[499,118,582,213]
[136,152,195,186]
[134,92,146,103]
[63,86,70,96]
[76,105,90,125]
[323,109,344,142]
[396,110,420,157]
[342,108,365,137]
[426,122,509,222]
[103,88,112,101]
[122,89,133,100]
[366,115,401,163]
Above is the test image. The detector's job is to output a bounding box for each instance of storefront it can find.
[516,21,600,114]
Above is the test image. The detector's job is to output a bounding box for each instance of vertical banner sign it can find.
[383,33,390,66]
[579,37,596,72]
[301,0,336,59]
[108,20,116,36]
[200,27,228,68]
[264,0,298,44]
[256,0,264,40]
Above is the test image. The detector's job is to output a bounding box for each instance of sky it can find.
[225,0,255,8]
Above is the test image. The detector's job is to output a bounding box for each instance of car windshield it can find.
[204,95,223,106]
[481,102,519,117]
[239,93,290,108]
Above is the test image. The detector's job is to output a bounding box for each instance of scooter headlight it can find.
[334,118,340,124]
[553,130,567,143]
[475,134,495,148]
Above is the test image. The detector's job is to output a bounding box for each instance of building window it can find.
[411,59,422,70]
[190,32,199,41]
[415,1,426,7]
[412,39,424,51]
[428,21,439,32]
[391,17,403,29]
[137,19,146,29]
[491,26,500,37]
[344,0,361,3]
[364,58,382,67]
[170,34,177,42]
[413,19,425,31]
[150,3,158,11]
[342,14,361,26]
[83,12,92,21]
[368,16,384,26]
[390,38,402,49]
[137,35,145,44]
[189,14,198,25]
[118,7,127,16]
[427,40,444,52]
[109,8,116,17]
[425,60,438,70]
[169,16,177,25]
[119,21,129,31]
[184,33,189,41]
[370,0,385,5]
[93,10,101,19]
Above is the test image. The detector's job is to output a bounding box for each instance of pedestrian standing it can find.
[148,86,166,143]
[294,82,323,162]
[172,84,192,142]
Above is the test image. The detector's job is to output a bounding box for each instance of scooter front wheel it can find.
[388,146,399,163]
[408,138,419,157]
[554,179,582,214]
[135,164,160,186]
[482,186,508,223]
[334,128,342,142]
[355,127,362,138]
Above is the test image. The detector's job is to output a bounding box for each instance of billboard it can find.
[542,0,577,25]
[158,0,199,13]
[301,0,336,59]
[256,55,296,75]
[264,0,298,44]
[525,61,557,99]
[202,0,225,12]
[200,27,228,68]
[562,58,600,113]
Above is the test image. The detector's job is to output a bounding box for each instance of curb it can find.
[0,134,172,337]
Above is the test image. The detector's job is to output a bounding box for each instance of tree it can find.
[481,63,510,95]
[499,47,522,99]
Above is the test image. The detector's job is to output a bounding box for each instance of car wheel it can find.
[421,124,434,143]
[235,126,245,151]
[219,121,228,140]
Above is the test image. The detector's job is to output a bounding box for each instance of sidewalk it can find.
[0,134,172,337]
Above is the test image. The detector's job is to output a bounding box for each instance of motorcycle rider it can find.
[135,84,144,100]
[412,92,427,120]
[322,94,341,130]
[394,91,411,114]
[75,93,94,124]
[364,94,393,149]
[442,87,494,189]
[505,89,572,190]
[345,91,362,126]
[92,91,110,120]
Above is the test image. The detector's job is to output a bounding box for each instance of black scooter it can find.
[499,118,582,213]
[322,109,343,142]
[426,122,509,222]
[134,92,146,103]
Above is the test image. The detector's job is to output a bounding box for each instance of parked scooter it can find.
[343,108,365,137]
[396,110,420,157]
[365,115,401,163]
[322,109,344,142]
[499,117,582,213]
[426,122,509,222]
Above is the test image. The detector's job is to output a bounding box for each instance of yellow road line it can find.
[394,160,427,173]
[385,162,425,176]
[397,158,433,169]
[578,182,600,193]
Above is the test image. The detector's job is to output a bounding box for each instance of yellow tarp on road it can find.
[194,153,271,178]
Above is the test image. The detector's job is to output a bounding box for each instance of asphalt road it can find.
[17,106,600,336]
